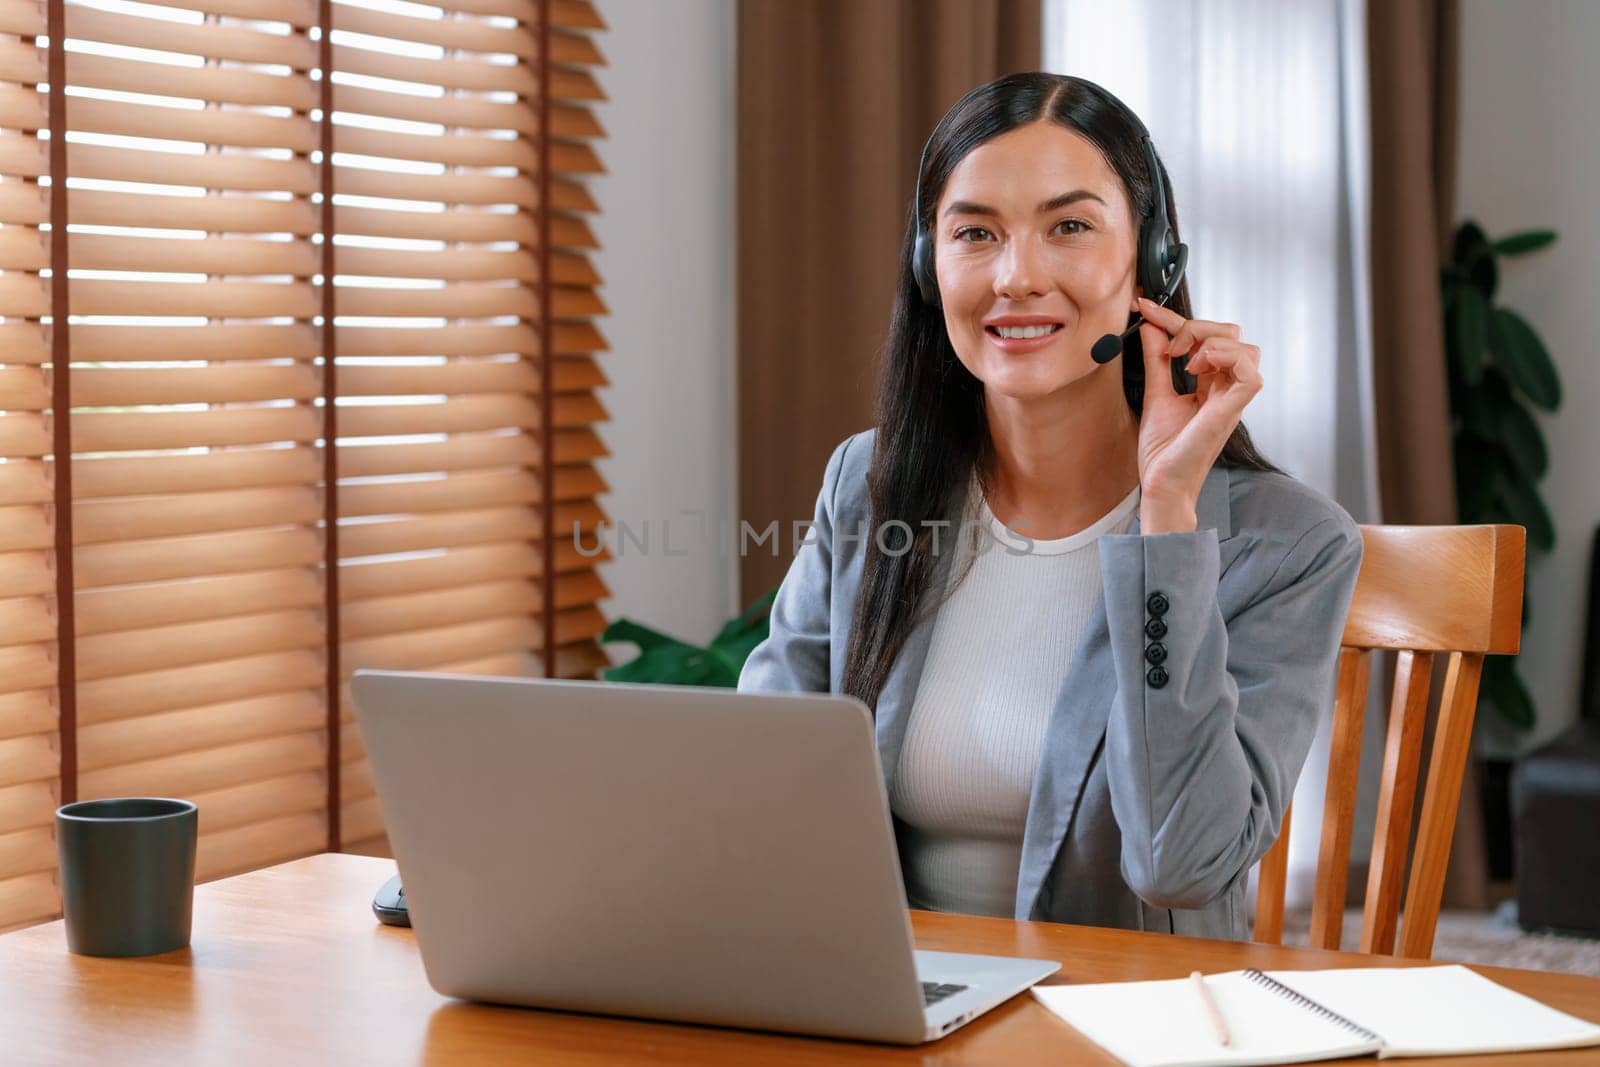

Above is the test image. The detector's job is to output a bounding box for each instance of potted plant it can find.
[599,588,779,686]
[1440,219,1560,879]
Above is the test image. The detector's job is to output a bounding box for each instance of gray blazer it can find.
[737,428,1362,940]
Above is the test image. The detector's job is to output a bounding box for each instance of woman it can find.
[737,73,1362,941]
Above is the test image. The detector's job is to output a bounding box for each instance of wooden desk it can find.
[1,853,1596,1065]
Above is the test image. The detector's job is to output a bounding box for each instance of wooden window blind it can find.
[0,0,610,930]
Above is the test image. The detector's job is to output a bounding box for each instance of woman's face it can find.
[932,120,1142,400]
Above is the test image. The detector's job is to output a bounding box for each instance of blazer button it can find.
[1144,642,1168,665]
[1145,617,1167,640]
[1147,665,1169,689]
[1146,591,1170,616]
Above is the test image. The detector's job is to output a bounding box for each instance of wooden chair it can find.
[1251,524,1525,958]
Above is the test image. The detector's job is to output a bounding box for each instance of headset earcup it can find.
[1139,217,1173,301]
[912,232,939,307]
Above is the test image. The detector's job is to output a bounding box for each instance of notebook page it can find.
[1261,965,1600,1059]
[1031,971,1380,1067]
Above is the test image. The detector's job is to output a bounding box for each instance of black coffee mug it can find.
[56,797,198,957]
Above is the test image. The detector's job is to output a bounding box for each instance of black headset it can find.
[909,108,1190,374]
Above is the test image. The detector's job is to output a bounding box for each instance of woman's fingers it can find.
[1137,297,1242,355]
[1137,317,1177,400]
[1185,338,1262,384]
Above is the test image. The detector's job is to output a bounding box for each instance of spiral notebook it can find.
[1031,964,1600,1067]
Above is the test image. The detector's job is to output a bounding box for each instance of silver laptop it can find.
[349,670,1059,1044]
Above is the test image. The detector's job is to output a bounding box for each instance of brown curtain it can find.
[1368,0,1488,910]
[737,0,1041,600]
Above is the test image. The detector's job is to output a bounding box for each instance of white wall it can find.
[589,0,740,655]
[1457,0,1600,754]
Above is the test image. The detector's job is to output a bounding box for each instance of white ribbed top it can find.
[889,480,1140,917]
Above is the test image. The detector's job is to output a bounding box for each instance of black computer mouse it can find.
[372,872,410,927]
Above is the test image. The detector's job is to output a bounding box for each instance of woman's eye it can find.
[1054,219,1091,235]
[953,226,992,242]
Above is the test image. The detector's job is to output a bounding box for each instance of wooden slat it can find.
[336,395,537,438]
[73,527,322,588]
[339,794,383,847]
[0,551,52,598]
[60,48,319,108]
[79,692,324,772]
[338,507,535,558]
[0,185,319,236]
[0,413,50,457]
[73,448,321,499]
[332,85,599,137]
[1358,649,1433,955]
[341,615,537,672]
[71,365,320,409]
[0,734,55,787]
[76,649,324,727]
[336,501,602,559]
[48,6,319,68]
[72,487,322,546]
[0,133,318,193]
[1308,647,1371,951]
[0,86,316,152]
[1398,651,1486,959]
[335,433,536,478]
[76,609,323,683]
[331,5,534,57]
[0,826,52,880]
[337,469,536,517]
[0,689,54,743]
[0,871,57,932]
[0,596,52,648]
[0,644,53,696]
[0,459,49,507]
[67,324,318,364]
[72,406,321,453]
[75,569,323,637]
[79,732,323,802]
[193,811,324,883]
[333,124,536,169]
[0,275,318,320]
[339,542,536,600]
[191,772,323,837]
[337,245,596,286]
[122,0,318,24]
[0,780,55,837]
[336,359,536,397]
[0,505,50,552]
[338,579,536,640]
[0,233,321,281]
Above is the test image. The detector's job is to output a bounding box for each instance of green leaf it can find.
[1450,368,1499,438]
[1496,473,1556,553]
[600,618,695,654]
[1452,220,1497,297]
[1491,229,1557,257]
[711,586,778,646]
[1448,286,1490,384]
[1481,656,1536,730]
[603,643,699,684]
[1497,401,1548,480]
[1488,307,1561,410]
[1452,432,1502,520]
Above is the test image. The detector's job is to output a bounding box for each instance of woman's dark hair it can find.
[841,72,1281,711]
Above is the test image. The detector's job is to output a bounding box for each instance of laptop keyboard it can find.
[922,982,969,1006]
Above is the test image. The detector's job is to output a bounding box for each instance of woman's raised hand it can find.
[1132,296,1263,533]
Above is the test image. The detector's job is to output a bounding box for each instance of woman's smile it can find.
[985,321,1066,352]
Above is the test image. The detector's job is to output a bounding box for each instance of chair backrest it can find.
[1252,524,1525,958]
